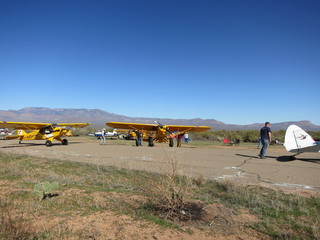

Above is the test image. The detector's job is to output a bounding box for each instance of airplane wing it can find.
[0,121,50,130]
[0,121,90,130]
[107,122,211,132]
[106,122,158,131]
[166,125,211,132]
[56,123,90,128]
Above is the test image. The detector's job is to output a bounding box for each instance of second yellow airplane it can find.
[107,121,211,147]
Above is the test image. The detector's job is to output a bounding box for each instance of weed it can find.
[33,182,59,201]
[193,174,205,187]
[144,152,202,221]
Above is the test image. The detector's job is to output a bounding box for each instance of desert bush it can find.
[145,153,195,221]
[189,129,308,143]
[242,130,259,142]
[309,131,320,140]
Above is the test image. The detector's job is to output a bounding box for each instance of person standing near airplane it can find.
[177,133,184,147]
[100,128,106,145]
[136,130,142,146]
[259,122,272,159]
[184,132,189,143]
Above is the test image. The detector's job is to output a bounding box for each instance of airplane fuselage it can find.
[155,126,169,143]
[16,127,69,142]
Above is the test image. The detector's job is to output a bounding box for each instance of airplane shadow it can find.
[276,156,320,164]
[2,143,41,148]
[1,141,83,148]
[236,154,320,164]
[235,154,278,159]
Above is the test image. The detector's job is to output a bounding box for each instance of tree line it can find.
[189,130,320,143]
[72,127,320,144]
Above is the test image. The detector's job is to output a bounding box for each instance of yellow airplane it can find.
[0,121,90,146]
[107,121,211,147]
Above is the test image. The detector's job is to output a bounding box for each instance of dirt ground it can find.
[1,138,320,239]
[1,138,319,193]
[0,179,268,240]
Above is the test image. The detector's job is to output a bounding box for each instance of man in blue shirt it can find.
[259,122,272,159]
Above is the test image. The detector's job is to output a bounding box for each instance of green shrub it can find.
[33,182,59,201]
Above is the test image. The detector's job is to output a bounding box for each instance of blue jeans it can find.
[100,136,106,144]
[260,139,269,157]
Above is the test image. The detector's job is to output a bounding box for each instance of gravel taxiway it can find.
[1,139,319,192]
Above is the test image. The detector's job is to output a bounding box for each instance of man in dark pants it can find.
[136,130,142,146]
[259,122,272,159]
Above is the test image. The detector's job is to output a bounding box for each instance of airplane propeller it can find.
[155,121,173,134]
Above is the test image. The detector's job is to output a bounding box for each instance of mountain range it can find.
[0,107,319,131]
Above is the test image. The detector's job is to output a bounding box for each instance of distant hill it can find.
[0,107,319,131]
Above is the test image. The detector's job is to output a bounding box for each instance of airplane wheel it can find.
[148,138,154,147]
[62,139,68,145]
[169,138,174,147]
[46,140,53,147]
[19,140,22,144]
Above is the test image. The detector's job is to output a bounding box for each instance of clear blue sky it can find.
[1,0,319,125]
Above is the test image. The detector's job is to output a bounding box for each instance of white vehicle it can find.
[0,128,13,139]
[93,129,119,139]
[284,125,320,159]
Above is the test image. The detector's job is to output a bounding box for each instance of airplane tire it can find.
[46,140,53,147]
[148,138,154,147]
[62,139,68,145]
[169,138,174,147]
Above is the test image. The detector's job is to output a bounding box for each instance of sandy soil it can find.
[1,138,319,192]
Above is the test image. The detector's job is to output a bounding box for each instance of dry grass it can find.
[0,152,319,239]
[197,180,320,239]
[0,199,34,240]
[144,152,197,221]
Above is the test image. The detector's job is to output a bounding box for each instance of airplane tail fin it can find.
[284,125,316,152]
[66,130,73,136]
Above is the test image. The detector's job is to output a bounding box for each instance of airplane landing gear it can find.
[46,140,53,147]
[169,138,174,147]
[290,153,300,160]
[148,137,154,147]
[62,139,68,145]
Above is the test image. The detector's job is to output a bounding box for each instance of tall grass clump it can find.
[144,152,197,221]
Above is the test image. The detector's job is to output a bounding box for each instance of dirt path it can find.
[1,139,319,192]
